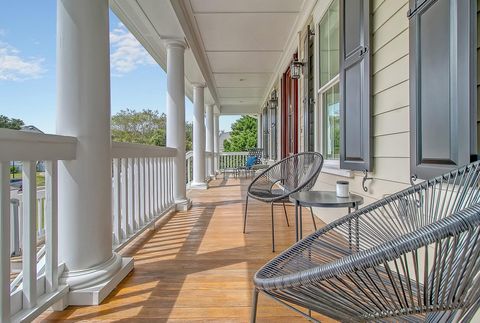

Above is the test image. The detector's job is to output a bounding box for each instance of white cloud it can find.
[0,42,46,81]
[110,24,155,75]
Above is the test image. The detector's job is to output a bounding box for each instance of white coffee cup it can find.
[336,181,349,198]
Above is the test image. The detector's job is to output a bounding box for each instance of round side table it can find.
[289,191,364,241]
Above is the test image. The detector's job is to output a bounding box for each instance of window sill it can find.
[322,166,353,178]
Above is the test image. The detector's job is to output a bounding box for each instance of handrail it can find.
[0,129,77,162]
[219,151,249,156]
[112,142,177,158]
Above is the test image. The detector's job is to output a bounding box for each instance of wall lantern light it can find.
[269,89,278,109]
[290,59,304,79]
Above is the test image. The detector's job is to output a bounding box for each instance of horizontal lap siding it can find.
[477,0,480,152]
[313,0,411,213]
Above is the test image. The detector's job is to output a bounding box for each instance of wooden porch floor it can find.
[37,177,335,322]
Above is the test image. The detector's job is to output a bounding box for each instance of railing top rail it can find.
[0,128,77,162]
[219,151,249,156]
[112,141,177,158]
[186,151,193,159]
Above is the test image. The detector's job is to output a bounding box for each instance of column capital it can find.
[164,38,187,50]
[192,82,206,89]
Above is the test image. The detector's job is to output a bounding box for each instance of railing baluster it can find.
[169,159,174,203]
[113,158,121,244]
[162,158,166,210]
[128,158,135,232]
[45,160,58,293]
[160,158,164,209]
[121,158,129,238]
[36,198,42,240]
[0,162,10,322]
[10,199,20,257]
[145,158,150,220]
[140,158,146,224]
[154,158,158,215]
[135,158,141,229]
[148,158,155,220]
[22,161,37,309]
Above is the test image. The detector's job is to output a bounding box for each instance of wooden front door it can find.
[281,62,299,158]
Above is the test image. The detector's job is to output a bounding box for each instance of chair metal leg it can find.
[271,202,275,252]
[243,195,249,233]
[310,207,317,231]
[282,202,290,227]
[251,288,259,323]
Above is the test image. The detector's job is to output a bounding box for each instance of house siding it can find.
[477,0,480,152]
[310,0,411,221]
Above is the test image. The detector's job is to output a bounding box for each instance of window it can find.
[319,0,339,88]
[319,0,340,162]
[324,83,340,160]
[303,26,315,152]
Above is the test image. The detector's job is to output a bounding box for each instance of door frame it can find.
[281,56,299,159]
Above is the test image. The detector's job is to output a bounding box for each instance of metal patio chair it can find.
[251,161,480,322]
[243,152,324,252]
[238,148,266,178]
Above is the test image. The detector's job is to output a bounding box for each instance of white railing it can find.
[219,151,249,170]
[0,129,76,323]
[185,151,214,186]
[111,142,177,250]
[1,131,179,322]
[9,190,47,258]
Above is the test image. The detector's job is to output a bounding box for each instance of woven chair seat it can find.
[251,161,480,322]
[243,152,324,252]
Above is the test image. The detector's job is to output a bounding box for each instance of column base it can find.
[58,254,134,306]
[175,198,192,211]
[190,182,208,190]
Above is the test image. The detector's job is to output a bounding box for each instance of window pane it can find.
[324,83,340,160]
[319,0,339,88]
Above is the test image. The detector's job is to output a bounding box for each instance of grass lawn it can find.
[10,171,46,187]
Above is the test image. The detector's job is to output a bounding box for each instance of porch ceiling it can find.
[185,0,304,113]
[112,0,313,115]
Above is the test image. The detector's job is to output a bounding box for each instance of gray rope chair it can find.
[251,161,480,322]
[243,152,324,252]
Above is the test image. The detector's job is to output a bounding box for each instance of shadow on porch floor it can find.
[36,177,336,322]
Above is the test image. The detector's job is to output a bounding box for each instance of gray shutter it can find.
[339,0,372,171]
[303,29,310,152]
[303,26,315,152]
[409,0,476,180]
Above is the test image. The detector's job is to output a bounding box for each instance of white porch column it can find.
[191,84,207,189]
[166,39,191,210]
[257,113,263,148]
[214,114,220,173]
[205,104,215,177]
[56,0,132,305]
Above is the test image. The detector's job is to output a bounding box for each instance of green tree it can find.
[223,115,257,152]
[111,109,193,149]
[0,115,24,130]
[10,166,18,178]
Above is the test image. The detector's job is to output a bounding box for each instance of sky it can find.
[0,1,239,134]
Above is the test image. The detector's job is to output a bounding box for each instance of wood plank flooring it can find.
[36,177,336,322]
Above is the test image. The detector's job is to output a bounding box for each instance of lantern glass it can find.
[291,61,302,79]
[269,99,277,109]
